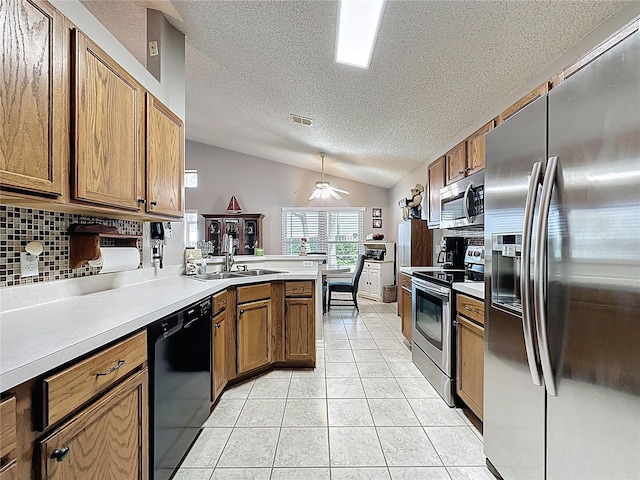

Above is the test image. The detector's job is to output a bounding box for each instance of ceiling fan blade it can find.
[332,187,350,195]
[308,189,321,200]
[329,190,343,200]
[295,187,316,193]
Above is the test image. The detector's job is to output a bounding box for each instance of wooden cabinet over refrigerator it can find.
[202,213,264,256]
[396,219,432,315]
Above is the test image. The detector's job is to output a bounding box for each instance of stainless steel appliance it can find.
[148,298,212,480]
[440,170,484,229]
[435,236,466,268]
[484,27,640,480]
[411,269,466,406]
[464,245,484,281]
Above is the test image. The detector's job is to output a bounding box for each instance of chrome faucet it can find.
[222,234,234,271]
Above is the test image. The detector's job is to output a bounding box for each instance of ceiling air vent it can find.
[290,114,313,126]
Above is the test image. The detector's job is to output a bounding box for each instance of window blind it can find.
[282,207,364,268]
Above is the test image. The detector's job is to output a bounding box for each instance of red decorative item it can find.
[226,195,241,213]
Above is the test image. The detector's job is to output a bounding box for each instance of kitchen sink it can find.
[191,272,245,281]
[233,269,285,276]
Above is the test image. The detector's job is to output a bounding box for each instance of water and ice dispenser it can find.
[491,233,523,311]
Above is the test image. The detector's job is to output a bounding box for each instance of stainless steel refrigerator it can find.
[483,24,640,480]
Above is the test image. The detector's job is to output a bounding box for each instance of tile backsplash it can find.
[0,206,142,288]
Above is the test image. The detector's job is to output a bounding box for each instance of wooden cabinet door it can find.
[401,287,412,342]
[445,141,466,185]
[39,369,148,480]
[285,298,315,363]
[237,299,271,374]
[1,0,67,197]
[73,30,144,211]
[145,93,184,217]
[456,315,484,420]
[466,120,494,176]
[212,310,227,400]
[496,83,548,125]
[427,157,445,226]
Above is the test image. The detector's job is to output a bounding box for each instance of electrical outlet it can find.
[148,41,158,57]
[20,252,39,277]
[303,261,313,268]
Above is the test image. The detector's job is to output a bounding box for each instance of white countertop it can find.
[453,281,485,299]
[0,270,316,392]
[399,266,446,274]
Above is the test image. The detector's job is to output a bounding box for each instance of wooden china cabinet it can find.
[202,213,264,256]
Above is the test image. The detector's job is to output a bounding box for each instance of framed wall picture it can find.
[373,218,382,228]
[372,208,382,218]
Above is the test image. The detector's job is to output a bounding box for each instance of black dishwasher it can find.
[148,297,212,480]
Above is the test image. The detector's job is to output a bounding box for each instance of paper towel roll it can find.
[91,247,141,274]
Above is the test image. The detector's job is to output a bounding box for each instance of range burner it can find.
[413,269,466,287]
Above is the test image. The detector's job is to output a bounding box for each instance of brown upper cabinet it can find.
[551,20,638,87]
[0,0,68,198]
[444,141,467,185]
[496,83,549,125]
[426,156,445,227]
[466,120,494,176]
[73,29,145,212]
[72,30,184,218]
[444,120,494,187]
[145,93,184,217]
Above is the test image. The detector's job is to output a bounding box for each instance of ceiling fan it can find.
[297,152,350,200]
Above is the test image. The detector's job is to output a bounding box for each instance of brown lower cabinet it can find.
[212,309,227,400]
[455,293,485,420]
[38,369,148,480]
[284,297,315,362]
[401,286,412,342]
[0,460,17,480]
[237,299,272,374]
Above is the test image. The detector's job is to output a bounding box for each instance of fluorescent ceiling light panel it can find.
[335,0,385,69]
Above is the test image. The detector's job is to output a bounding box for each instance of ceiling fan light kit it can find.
[301,153,350,201]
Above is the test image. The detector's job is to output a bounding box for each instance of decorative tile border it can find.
[0,206,142,288]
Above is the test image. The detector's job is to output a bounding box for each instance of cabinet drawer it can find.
[364,262,381,270]
[0,460,17,480]
[214,290,228,315]
[0,396,17,460]
[457,294,484,325]
[285,281,313,298]
[237,283,271,304]
[43,331,147,427]
[400,273,412,289]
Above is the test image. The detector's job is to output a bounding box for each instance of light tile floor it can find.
[175,298,494,480]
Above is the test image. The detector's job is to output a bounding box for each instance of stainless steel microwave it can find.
[439,171,484,229]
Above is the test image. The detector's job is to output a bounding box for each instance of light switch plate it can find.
[20,252,39,277]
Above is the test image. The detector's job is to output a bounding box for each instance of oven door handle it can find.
[412,279,450,298]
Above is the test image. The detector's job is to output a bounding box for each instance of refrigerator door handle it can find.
[463,182,473,222]
[534,156,558,396]
[521,161,543,386]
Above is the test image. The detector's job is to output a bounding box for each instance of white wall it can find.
[185,141,390,254]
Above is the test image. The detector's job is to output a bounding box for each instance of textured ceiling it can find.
[82,0,631,188]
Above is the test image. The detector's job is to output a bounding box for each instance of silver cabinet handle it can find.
[534,156,558,396]
[522,161,543,386]
[96,359,125,376]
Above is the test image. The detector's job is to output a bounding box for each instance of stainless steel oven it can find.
[411,274,455,406]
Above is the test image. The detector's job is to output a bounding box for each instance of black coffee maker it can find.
[436,236,466,269]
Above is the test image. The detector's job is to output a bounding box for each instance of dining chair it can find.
[327,254,365,311]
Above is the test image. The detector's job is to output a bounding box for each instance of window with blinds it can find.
[282,207,364,268]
